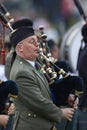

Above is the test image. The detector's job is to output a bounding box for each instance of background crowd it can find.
[1,0,87,43]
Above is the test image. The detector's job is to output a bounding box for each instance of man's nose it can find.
[35,41,39,47]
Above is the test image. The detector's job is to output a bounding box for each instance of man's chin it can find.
[36,53,39,57]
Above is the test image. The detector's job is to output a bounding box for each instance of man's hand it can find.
[67,94,79,109]
[0,115,9,127]
[8,103,15,115]
[61,108,75,121]
[4,102,15,115]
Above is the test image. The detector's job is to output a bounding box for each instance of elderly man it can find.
[9,24,74,130]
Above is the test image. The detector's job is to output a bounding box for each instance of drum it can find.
[60,21,85,73]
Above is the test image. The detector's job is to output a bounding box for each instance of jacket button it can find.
[28,113,31,116]
[34,114,37,118]
[20,61,23,64]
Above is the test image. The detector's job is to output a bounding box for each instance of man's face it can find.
[18,35,40,61]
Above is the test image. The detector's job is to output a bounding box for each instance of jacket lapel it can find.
[33,70,51,94]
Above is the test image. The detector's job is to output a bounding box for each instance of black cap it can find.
[81,24,87,41]
[12,18,33,30]
[10,27,35,48]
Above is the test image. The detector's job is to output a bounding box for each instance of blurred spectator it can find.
[72,23,87,130]
[47,39,70,73]
[34,18,60,43]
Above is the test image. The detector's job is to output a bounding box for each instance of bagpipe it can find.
[0,3,14,65]
[0,79,18,114]
[0,3,18,113]
[0,3,83,107]
[36,26,83,107]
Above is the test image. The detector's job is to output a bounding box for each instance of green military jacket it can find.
[10,55,62,130]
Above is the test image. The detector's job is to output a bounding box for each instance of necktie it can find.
[35,62,41,73]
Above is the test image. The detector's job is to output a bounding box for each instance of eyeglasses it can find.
[28,38,40,45]
[19,37,40,46]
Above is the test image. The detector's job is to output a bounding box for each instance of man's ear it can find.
[16,43,23,52]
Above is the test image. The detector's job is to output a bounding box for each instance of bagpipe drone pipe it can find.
[0,3,14,65]
[37,26,84,107]
[0,3,14,32]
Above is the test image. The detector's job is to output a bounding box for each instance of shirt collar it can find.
[26,59,35,67]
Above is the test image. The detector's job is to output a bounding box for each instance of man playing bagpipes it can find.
[0,3,83,130]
